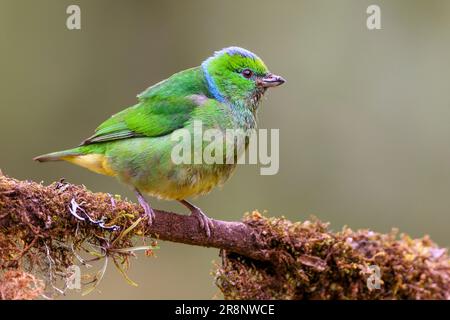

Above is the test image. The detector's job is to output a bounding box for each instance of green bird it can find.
[34,47,285,236]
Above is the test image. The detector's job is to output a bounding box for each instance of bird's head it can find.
[201,47,285,110]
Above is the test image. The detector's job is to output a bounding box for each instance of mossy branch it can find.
[0,170,449,299]
[0,171,269,261]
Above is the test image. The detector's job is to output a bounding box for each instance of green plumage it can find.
[34,47,285,235]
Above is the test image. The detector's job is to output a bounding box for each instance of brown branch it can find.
[1,170,449,299]
[0,171,269,262]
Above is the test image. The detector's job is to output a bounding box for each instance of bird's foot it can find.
[135,189,155,225]
[191,208,213,237]
[179,200,213,237]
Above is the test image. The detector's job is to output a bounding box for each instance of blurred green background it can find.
[1,0,450,299]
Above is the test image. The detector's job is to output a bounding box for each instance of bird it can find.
[34,46,285,237]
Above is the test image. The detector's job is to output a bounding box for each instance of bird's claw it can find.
[190,208,214,237]
[179,200,214,237]
[141,201,156,226]
[135,189,155,226]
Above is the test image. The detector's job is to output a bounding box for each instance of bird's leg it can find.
[179,200,213,237]
[134,188,155,225]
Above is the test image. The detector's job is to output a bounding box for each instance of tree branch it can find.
[1,170,449,299]
[0,171,269,262]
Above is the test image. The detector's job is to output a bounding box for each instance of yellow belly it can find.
[141,168,236,200]
[63,154,236,201]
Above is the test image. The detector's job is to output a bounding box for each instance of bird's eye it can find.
[242,69,253,79]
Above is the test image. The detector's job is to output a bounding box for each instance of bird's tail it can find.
[33,146,115,176]
[33,148,83,162]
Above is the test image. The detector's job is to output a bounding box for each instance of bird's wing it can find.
[81,67,209,145]
[81,97,199,145]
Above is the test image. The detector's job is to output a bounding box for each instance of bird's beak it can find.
[260,73,286,88]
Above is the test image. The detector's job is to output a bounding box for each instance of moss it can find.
[0,270,44,300]
[1,172,449,299]
[0,174,156,298]
[215,211,450,299]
